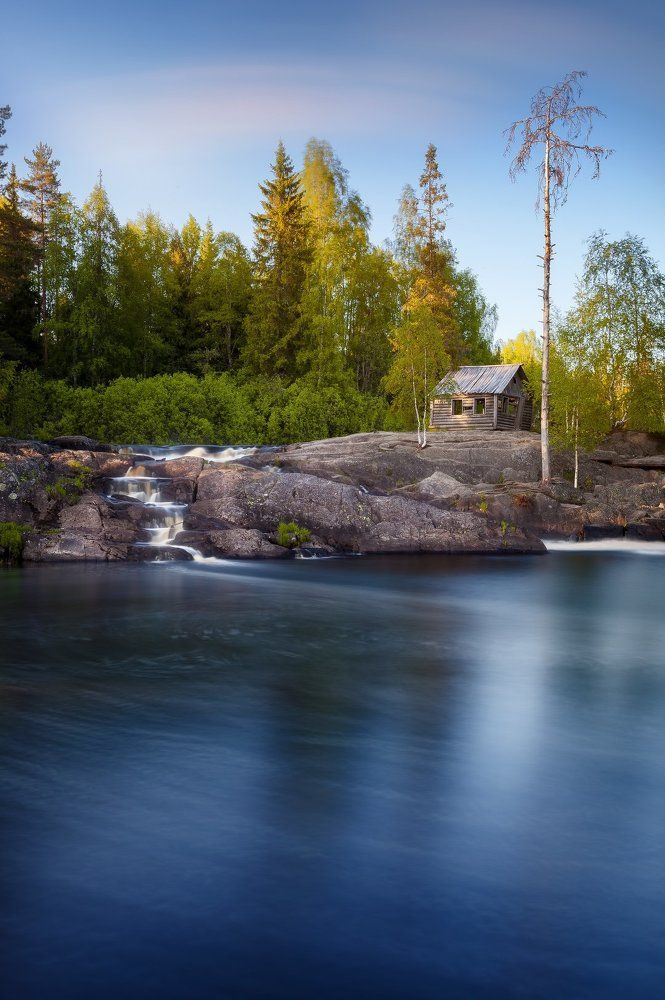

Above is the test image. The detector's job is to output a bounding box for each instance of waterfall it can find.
[117,444,256,463]
[106,444,255,561]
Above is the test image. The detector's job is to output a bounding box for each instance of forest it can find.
[0,102,663,447]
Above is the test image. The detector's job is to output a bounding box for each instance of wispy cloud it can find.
[43,58,498,162]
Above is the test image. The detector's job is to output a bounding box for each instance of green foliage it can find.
[1,369,386,445]
[45,461,92,503]
[275,521,311,549]
[0,521,31,563]
[0,166,39,364]
[243,142,313,378]
[383,301,451,442]
[500,329,542,418]
[566,231,664,432]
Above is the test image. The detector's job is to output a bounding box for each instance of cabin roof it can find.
[434,364,525,396]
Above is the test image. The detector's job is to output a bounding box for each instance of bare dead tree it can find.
[505,70,612,482]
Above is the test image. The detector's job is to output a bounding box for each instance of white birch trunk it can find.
[411,363,422,447]
[541,128,552,482]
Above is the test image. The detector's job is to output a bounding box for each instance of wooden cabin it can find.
[431,364,534,431]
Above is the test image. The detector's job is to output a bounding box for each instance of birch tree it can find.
[384,300,450,448]
[550,327,609,488]
[505,70,611,481]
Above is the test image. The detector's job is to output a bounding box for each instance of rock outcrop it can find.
[2,428,663,563]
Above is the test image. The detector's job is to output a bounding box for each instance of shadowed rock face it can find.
[190,464,543,553]
[2,429,663,562]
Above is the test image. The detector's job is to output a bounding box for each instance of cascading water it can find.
[106,444,257,561]
[117,444,257,464]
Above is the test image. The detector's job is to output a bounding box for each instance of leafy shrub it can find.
[275,521,311,549]
[3,370,388,446]
[0,522,31,563]
[45,462,93,503]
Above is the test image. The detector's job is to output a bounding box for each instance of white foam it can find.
[544,539,665,556]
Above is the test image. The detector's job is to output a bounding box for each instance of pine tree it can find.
[42,193,80,378]
[0,165,39,362]
[71,176,122,384]
[116,211,172,377]
[164,215,203,370]
[243,142,312,377]
[0,105,11,185]
[20,142,61,368]
[189,225,252,372]
[417,143,450,279]
[393,146,460,366]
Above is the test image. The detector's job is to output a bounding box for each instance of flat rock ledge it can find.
[3,429,664,562]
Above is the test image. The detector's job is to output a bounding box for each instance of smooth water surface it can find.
[1,552,664,998]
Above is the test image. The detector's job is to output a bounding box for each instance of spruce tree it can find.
[20,142,61,368]
[413,144,460,363]
[0,105,11,185]
[0,165,39,362]
[71,176,123,384]
[244,142,312,377]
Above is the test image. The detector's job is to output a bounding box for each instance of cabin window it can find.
[452,399,463,415]
[474,398,485,415]
[507,397,519,416]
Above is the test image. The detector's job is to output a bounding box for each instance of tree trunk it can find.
[421,354,428,448]
[541,130,552,482]
[411,364,422,446]
[574,411,579,489]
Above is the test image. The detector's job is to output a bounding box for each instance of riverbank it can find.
[1,430,663,562]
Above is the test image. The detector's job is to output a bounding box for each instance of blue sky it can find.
[3,0,664,340]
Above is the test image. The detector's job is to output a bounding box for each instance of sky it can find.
[3,0,664,341]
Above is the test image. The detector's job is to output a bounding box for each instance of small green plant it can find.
[478,494,488,514]
[275,521,311,549]
[497,472,505,485]
[0,521,32,564]
[45,462,93,504]
[583,475,594,490]
[562,470,574,482]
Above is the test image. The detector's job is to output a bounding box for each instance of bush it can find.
[0,521,31,563]
[2,369,390,446]
[45,461,93,503]
[275,521,311,549]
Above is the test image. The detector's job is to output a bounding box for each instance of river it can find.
[1,550,664,998]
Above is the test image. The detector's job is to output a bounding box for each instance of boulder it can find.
[49,435,115,453]
[190,464,545,554]
[157,477,198,504]
[582,524,625,540]
[206,528,291,559]
[257,430,545,490]
[23,532,127,561]
[127,544,193,562]
[615,456,665,470]
[625,520,665,541]
[136,457,205,480]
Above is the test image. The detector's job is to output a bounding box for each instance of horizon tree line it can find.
[1,93,663,456]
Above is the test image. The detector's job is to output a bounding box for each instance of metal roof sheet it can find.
[434,364,524,396]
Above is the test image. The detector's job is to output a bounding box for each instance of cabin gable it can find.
[431,365,533,431]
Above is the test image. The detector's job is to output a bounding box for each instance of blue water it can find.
[1,552,664,998]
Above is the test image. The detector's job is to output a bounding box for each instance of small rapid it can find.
[544,538,665,556]
[117,444,256,463]
[105,444,255,561]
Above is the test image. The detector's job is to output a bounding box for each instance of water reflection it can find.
[1,554,664,998]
